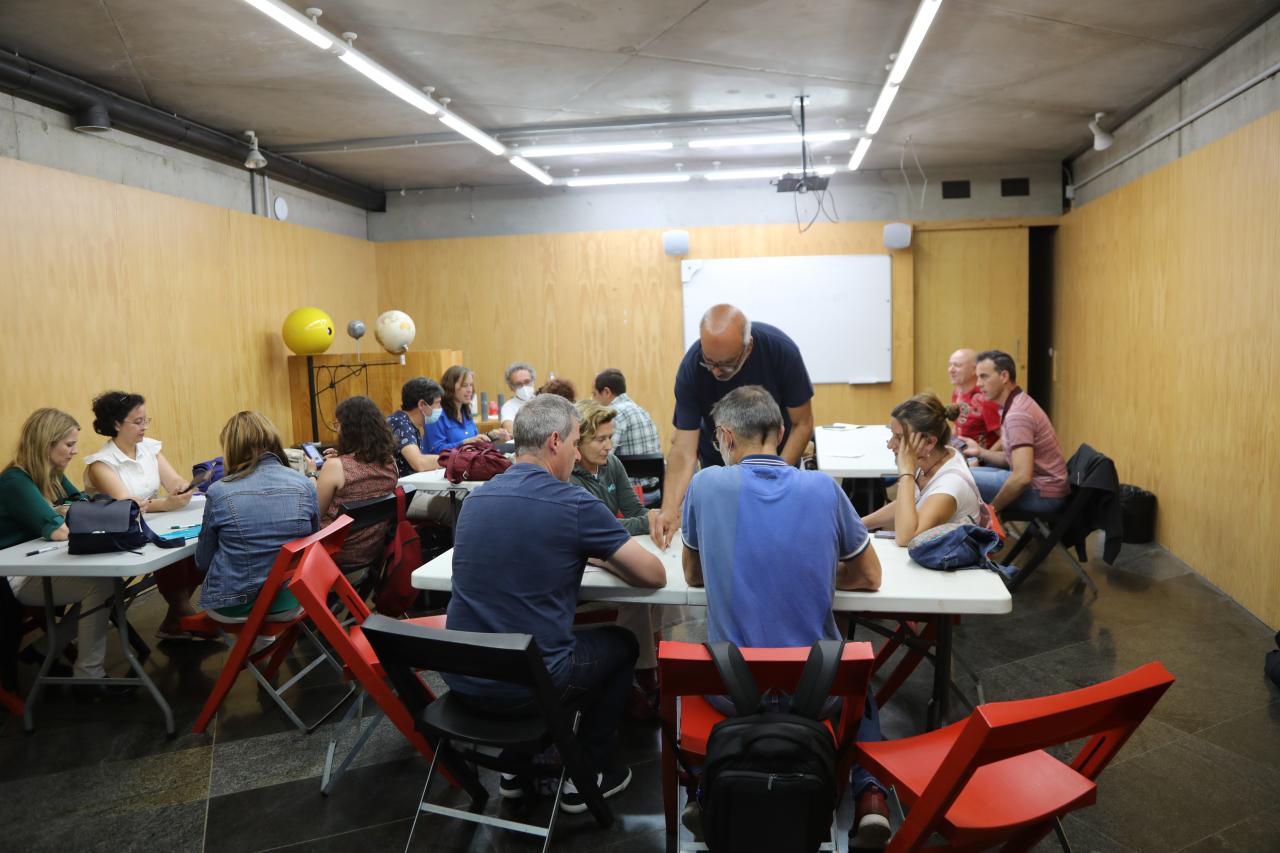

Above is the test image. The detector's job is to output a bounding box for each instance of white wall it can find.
[0,93,369,239]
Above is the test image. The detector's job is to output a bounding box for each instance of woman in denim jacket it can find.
[195,412,318,621]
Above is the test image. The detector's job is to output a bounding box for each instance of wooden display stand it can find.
[287,349,463,444]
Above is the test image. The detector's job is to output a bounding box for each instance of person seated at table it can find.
[570,400,662,716]
[0,408,116,685]
[445,394,666,812]
[315,396,398,573]
[500,361,537,433]
[195,412,318,622]
[680,385,891,849]
[387,377,445,478]
[425,365,510,453]
[860,394,982,546]
[83,390,202,641]
[537,377,577,402]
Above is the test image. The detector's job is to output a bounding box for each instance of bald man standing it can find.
[652,305,813,548]
[948,348,1002,450]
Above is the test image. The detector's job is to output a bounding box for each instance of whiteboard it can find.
[681,255,892,384]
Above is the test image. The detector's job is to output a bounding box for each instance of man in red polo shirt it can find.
[948,348,1002,449]
[961,350,1069,514]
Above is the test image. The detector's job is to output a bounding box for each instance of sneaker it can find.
[498,773,528,799]
[849,787,892,849]
[558,766,633,814]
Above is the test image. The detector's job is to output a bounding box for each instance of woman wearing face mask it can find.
[425,365,510,453]
[387,377,446,476]
[860,393,982,546]
[83,390,204,640]
[500,361,537,433]
[0,409,119,688]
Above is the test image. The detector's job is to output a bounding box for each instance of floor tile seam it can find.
[1184,724,1280,783]
[201,717,217,853]
[1169,807,1272,851]
[249,816,413,853]
[964,636,1096,677]
[1189,695,1280,737]
[1062,812,1140,852]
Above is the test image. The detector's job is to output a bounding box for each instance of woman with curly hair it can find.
[316,396,399,570]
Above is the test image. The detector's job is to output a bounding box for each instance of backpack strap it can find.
[705,641,762,716]
[789,640,845,721]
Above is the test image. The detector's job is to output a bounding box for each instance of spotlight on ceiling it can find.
[1088,112,1114,151]
[243,130,268,170]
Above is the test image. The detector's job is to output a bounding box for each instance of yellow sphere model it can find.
[281,307,335,355]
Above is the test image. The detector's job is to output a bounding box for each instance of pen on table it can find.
[25,544,62,557]
[170,524,200,530]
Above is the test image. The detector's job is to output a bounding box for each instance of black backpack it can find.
[66,496,188,555]
[699,639,844,853]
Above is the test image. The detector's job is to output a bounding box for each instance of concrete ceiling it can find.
[1,0,1276,193]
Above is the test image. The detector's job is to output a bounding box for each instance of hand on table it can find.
[650,509,679,549]
[489,428,512,443]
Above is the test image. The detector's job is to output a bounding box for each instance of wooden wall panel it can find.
[0,156,378,485]
[914,228,1029,395]
[1053,110,1280,628]
[376,222,915,450]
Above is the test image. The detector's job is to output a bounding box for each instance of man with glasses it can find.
[651,304,814,548]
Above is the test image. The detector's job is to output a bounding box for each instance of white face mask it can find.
[515,385,535,402]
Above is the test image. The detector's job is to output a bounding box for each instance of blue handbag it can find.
[907,522,1014,580]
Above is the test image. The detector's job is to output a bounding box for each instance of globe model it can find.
[375,310,416,353]
[281,306,335,355]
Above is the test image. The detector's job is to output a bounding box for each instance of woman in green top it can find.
[570,400,661,716]
[0,409,115,681]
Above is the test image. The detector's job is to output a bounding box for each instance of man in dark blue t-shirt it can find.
[652,304,814,548]
[445,394,666,813]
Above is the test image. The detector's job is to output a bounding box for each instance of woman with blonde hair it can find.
[194,412,318,621]
[861,393,982,545]
[0,408,117,684]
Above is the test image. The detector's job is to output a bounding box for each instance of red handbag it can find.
[375,488,423,617]
[438,443,512,484]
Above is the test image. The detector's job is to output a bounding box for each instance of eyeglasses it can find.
[699,342,751,373]
[712,428,730,456]
[126,417,152,427]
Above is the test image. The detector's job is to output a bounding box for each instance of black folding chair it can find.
[1000,445,1117,593]
[336,490,399,599]
[361,615,613,852]
[617,452,664,508]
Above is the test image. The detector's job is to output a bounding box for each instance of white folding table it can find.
[0,497,207,734]
[413,535,1010,727]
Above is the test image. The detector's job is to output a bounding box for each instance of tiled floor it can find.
[2,533,1277,852]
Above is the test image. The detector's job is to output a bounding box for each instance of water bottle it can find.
[479,391,489,420]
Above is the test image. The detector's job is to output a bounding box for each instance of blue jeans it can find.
[706,692,884,798]
[970,466,1068,514]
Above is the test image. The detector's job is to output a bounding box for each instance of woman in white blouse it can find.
[85,391,202,640]
[860,393,982,546]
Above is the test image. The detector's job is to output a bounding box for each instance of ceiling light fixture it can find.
[243,130,268,170]
[509,156,553,185]
[338,50,439,116]
[1088,112,1114,151]
[238,0,333,49]
[887,0,942,85]
[516,141,675,158]
[438,112,506,156]
[565,173,693,188]
[688,130,853,149]
[865,84,899,135]
[847,137,872,171]
[704,165,838,181]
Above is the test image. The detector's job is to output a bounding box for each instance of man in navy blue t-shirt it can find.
[445,394,666,813]
[652,304,814,548]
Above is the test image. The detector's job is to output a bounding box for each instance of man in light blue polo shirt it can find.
[681,385,892,849]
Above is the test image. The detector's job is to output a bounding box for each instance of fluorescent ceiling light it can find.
[688,131,854,149]
[865,84,899,135]
[240,0,333,49]
[516,141,674,158]
[887,0,943,86]
[566,173,692,188]
[705,165,838,181]
[510,156,553,185]
[439,113,505,156]
[848,137,872,171]
[339,51,438,115]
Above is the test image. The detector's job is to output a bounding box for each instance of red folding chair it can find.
[657,640,875,844]
[182,515,355,734]
[0,685,21,716]
[856,661,1175,852]
[289,539,454,794]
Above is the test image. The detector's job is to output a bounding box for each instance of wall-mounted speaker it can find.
[883,222,912,250]
[662,229,690,257]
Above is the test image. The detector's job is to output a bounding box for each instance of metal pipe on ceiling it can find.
[0,49,385,211]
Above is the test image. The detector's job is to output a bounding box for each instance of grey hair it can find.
[513,394,579,454]
[503,361,536,387]
[710,385,781,444]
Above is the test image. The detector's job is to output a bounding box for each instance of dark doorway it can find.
[1027,226,1056,416]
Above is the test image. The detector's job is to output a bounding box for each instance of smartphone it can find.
[174,467,213,495]
[302,442,325,468]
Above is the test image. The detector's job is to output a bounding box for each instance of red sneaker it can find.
[850,787,892,849]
